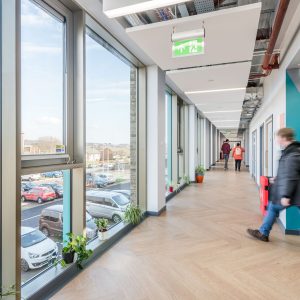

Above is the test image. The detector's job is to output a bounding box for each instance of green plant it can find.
[124,204,143,225]
[0,285,18,298]
[195,165,205,175]
[61,233,93,269]
[182,175,190,185]
[95,218,109,232]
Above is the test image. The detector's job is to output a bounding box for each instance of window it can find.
[177,99,185,182]
[21,170,70,284]
[21,0,65,155]
[85,28,137,230]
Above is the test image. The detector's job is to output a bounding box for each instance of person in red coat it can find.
[232,143,245,171]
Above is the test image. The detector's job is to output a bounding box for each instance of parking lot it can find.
[21,172,130,284]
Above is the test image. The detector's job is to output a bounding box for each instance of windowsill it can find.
[165,182,188,202]
[21,221,134,300]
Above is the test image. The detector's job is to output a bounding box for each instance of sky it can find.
[21,0,131,145]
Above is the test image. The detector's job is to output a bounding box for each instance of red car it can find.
[21,187,56,204]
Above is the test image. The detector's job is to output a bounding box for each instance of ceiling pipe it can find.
[261,0,290,73]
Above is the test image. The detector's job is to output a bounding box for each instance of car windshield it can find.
[112,194,130,206]
[21,230,47,248]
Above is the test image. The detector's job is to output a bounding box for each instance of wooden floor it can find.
[52,162,300,300]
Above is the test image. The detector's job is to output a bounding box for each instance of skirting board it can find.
[147,205,166,216]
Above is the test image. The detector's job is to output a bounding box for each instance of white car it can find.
[21,227,58,272]
[86,190,130,223]
[98,173,116,185]
[22,173,41,181]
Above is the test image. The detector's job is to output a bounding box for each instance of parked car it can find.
[21,182,36,192]
[110,189,131,200]
[39,205,97,240]
[21,226,58,272]
[22,174,41,181]
[98,173,116,185]
[86,190,130,223]
[42,171,63,178]
[86,173,108,188]
[39,183,63,198]
[21,187,56,204]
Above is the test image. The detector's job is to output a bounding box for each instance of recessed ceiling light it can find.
[103,0,192,18]
[185,87,246,95]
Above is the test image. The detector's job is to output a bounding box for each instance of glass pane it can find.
[21,0,65,155]
[85,32,135,232]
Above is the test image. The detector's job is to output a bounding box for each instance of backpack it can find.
[235,147,242,156]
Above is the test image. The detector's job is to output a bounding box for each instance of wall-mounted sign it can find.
[172,37,204,57]
[56,144,65,153]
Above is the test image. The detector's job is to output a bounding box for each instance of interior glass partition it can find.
[165,91,172,192]
[85,28,137,230]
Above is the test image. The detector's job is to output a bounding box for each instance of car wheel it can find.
[21,259,30,272]
[112,214,122,223]
[21,196,26,202]
[37,197,43,204]
[41,227,50,237]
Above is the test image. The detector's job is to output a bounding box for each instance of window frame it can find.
[20,0,74,168]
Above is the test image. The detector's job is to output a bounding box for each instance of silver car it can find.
[86,190,130,223]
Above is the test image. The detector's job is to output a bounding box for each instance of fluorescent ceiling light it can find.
[211,120,240,122]
[103,0,191,18]
[203,110,242,114]
[185,87,246,95]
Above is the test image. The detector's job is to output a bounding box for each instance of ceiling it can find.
[126,4,261,70]
[126,3,261,133]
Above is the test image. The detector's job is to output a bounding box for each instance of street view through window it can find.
[85,31,133,229]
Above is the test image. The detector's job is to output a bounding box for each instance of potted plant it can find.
[95,218,109,240]
[182,175,190,185]
[0,284,19,298]
[124,204,143,225]
[195,165,205,183]
[61,233,93,269]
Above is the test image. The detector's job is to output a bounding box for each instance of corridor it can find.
[52,162,300,300]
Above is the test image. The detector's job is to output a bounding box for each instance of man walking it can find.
[221,139,231,170]
[247,128,300,242]
[232,143,245,171]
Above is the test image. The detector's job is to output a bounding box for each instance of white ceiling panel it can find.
[126,3,261,70]
[188,88,247,105]
[167,62,251,92]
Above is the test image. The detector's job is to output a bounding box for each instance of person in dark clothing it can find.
[221,139,231,170]
[247,128,300,242]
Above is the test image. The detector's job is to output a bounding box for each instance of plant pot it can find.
[62,251,75,264]
[169,186,174,193]
[196,174,204,183]
[98,230,108,241]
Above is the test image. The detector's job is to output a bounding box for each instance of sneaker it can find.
[247,229,269,242]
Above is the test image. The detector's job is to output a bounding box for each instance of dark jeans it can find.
[259,202,285,236]
[224,154,229,169]
[235,159,241,171]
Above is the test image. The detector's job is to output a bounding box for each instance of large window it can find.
[85,29,136,230]
[177,99,185,182]
[21,0,65,155]
[20,0,73,287]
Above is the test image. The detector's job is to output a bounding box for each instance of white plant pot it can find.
[98,230,108,241]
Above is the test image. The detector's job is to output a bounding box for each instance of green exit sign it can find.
[172,37,204,57]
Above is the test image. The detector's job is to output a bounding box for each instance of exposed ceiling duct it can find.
[194,0,214,13]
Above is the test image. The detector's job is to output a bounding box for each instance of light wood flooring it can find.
[51,161,300,300]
